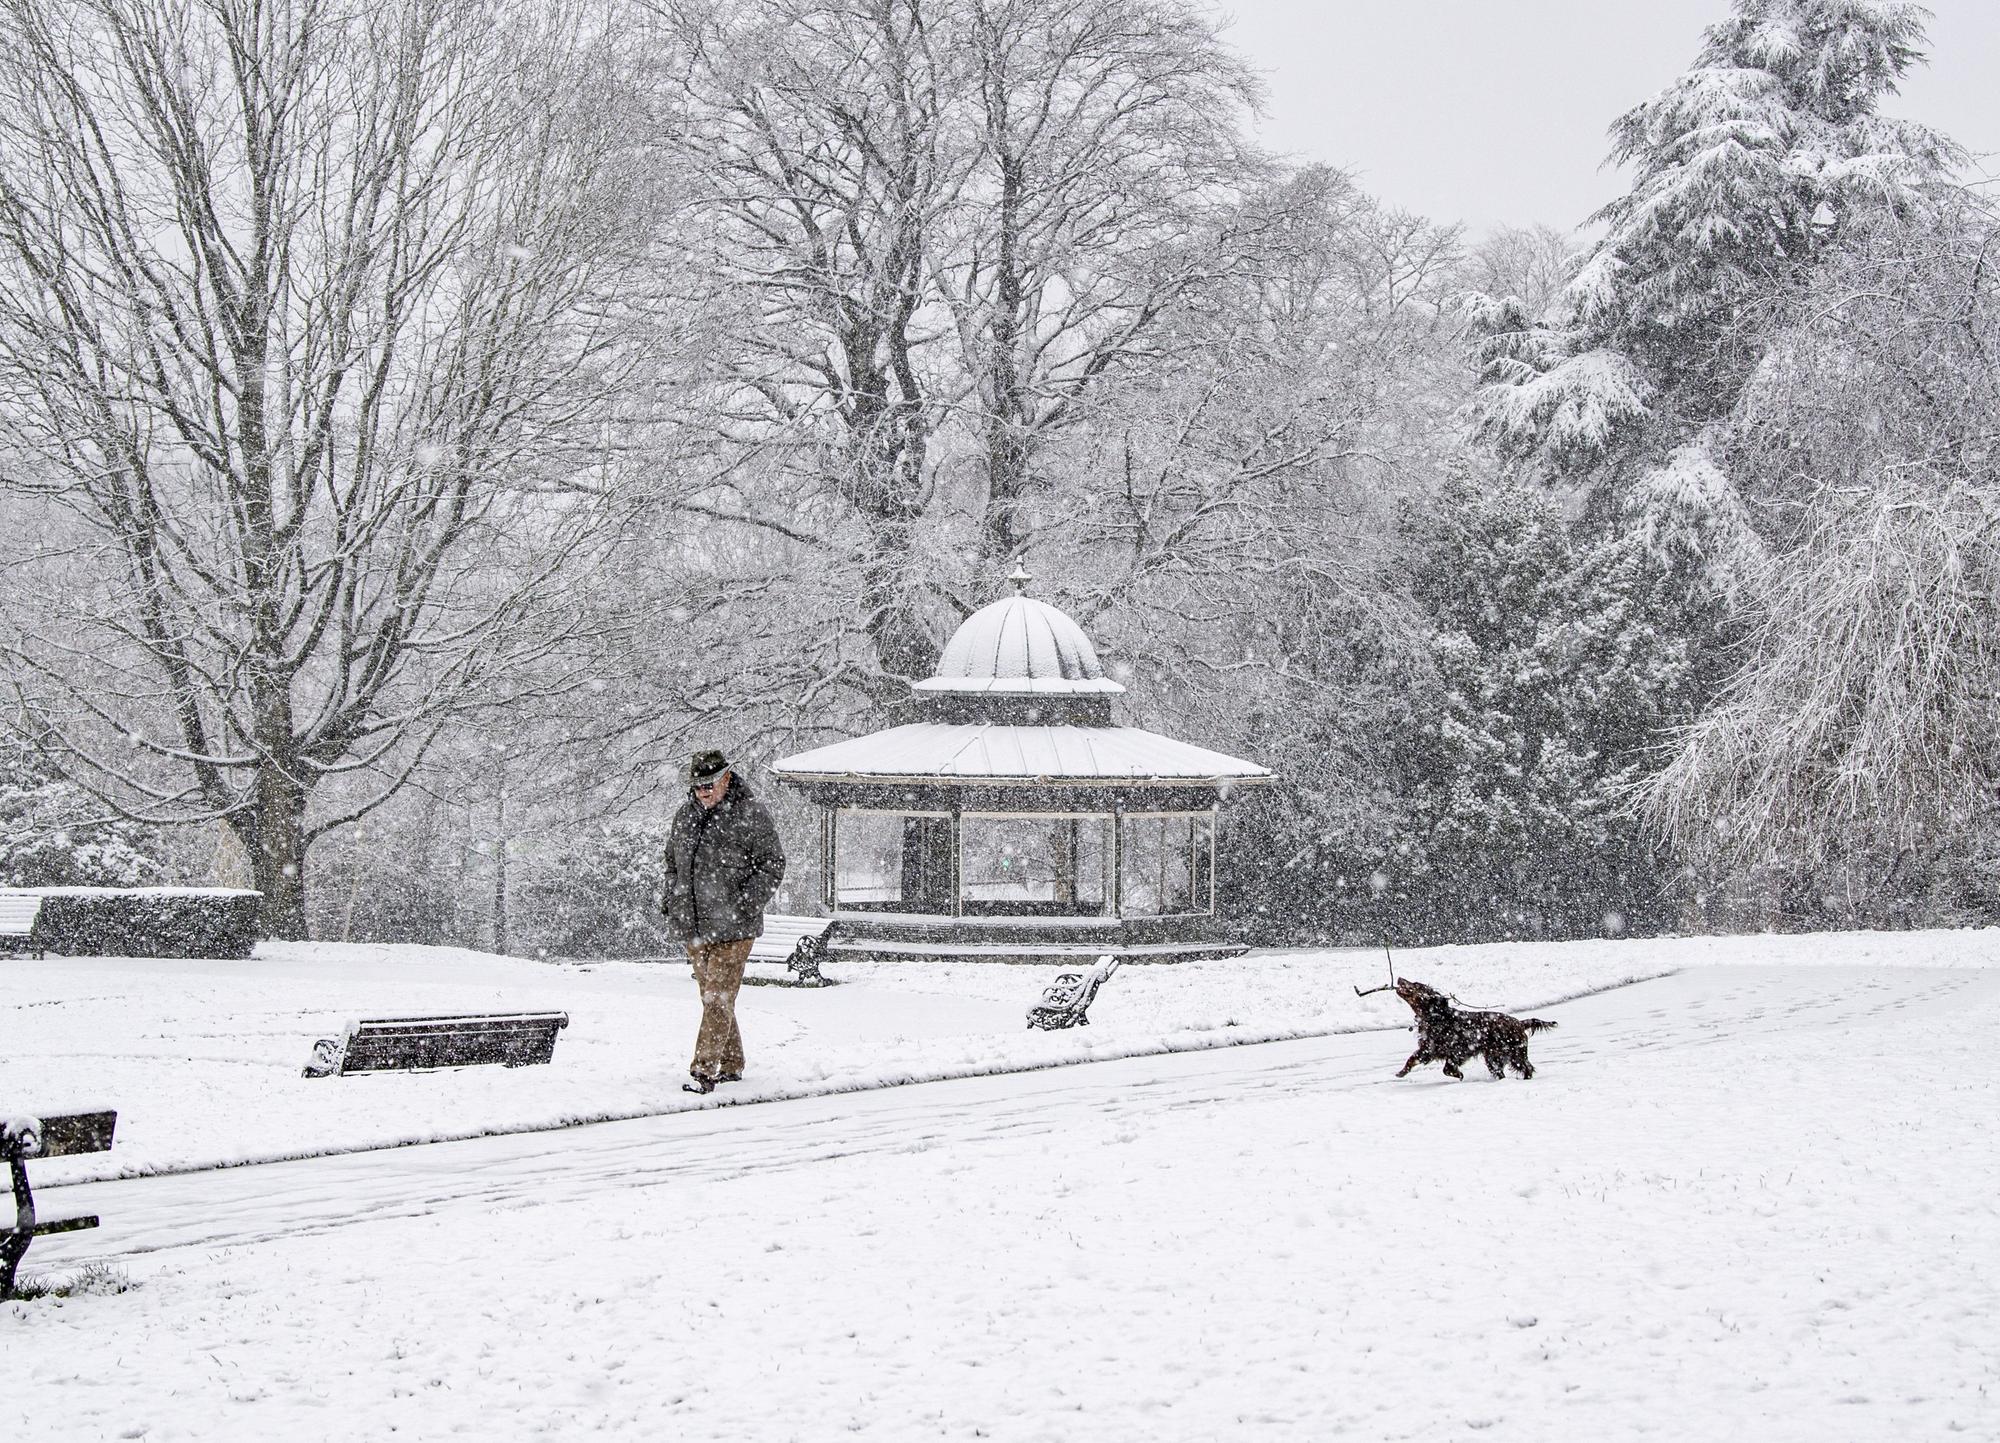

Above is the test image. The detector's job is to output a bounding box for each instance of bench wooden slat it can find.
[12,1110,117,1158]
[29,1213,99,1237]
[349,1012,567,1034]
[748,915,833,957]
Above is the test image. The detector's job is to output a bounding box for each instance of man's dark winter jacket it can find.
[661,774,787,943]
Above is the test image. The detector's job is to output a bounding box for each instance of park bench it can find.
[1026,955,1122,1030]
[742,914,836,987]
[303,1011,569,1077]
[0,892,46,959]
[3,1108,116,1297]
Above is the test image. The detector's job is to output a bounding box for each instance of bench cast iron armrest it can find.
[3,1109,117,1297]
[1026,956,1121,1031]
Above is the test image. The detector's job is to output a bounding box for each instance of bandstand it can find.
[772,568,1271,964]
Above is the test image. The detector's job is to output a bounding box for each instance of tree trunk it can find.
[494,785,510,956]
[245,761,310,940]
[982,150,1030,563]
[861,525,942,682]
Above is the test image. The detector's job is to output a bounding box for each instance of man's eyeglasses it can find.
[693,778,724,793]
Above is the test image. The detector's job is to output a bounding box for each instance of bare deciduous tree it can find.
[654,0,967,682]
[0,0,654,935]
[651,0,1264,688]
[1462,222,1574,320]
[945,0,1262,561]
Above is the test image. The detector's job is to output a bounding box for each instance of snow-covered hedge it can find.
[30,887,262,959]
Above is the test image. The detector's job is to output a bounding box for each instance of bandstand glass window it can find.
[833,809,952,911]
[959,814,1112,916]
[1119,812,1214,917]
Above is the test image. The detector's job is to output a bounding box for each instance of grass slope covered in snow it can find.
[2,926,1994,1179]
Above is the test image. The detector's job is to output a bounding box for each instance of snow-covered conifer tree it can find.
[1448,1,1982,932]
[1472,0,1958,498]
[0,734,166,887]
[1387,473,1706,941]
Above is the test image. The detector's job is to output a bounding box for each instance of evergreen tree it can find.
[1452,1,1968,936]
[1645,196,2000,928]
[1387,474,1710,942]
[0,736,167,887]
[1470,0,1958,497]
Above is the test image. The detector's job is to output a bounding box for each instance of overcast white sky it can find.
[1221,0,2000,237]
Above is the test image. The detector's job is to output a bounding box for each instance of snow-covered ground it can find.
[7,926,1989,1181]
[7,931,2000,1439]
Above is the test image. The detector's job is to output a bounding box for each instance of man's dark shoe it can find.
[682,1075,716,1095]
[718,1072,744,1084]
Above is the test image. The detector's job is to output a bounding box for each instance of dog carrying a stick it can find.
[1364,976,1558,1080]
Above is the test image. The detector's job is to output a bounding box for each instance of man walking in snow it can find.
[661,749,787,1094]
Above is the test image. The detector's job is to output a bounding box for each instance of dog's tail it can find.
[1522,1018,1558,1032]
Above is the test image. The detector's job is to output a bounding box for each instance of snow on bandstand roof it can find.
[772,722,1270,785]
[913,564,1124,696]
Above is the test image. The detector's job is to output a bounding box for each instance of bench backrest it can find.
[2,1109,116,1160]
[758,914,833,945]
[0,893,42,937]
[4,1109,115,1297]
[338,1012,569,1073]
[747,914,835,966]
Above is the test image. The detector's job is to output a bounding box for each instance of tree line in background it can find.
[1,0,1994,952]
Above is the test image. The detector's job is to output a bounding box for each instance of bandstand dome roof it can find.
[772,563,1270,788]
[915,565,1124,696]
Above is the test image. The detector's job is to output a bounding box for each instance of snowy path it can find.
[29,1012,1396,1267]
[12,965,2000,1441]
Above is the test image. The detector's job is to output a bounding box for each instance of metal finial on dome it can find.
[1006,561,1033,595]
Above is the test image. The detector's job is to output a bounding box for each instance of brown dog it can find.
[1392,978,1556,1080]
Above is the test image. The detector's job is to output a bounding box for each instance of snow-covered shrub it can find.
[35,889,261,959]
[0,737,168,888]
[506,820,678,960]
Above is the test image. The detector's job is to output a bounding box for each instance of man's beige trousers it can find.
[687,938,752,1080]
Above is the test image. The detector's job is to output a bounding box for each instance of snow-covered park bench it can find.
[743,914,836,987]
[0,892,47,959]
[1026,955,1122,1030]
[3,1108,116,1297]
[303,1011,570,1077]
